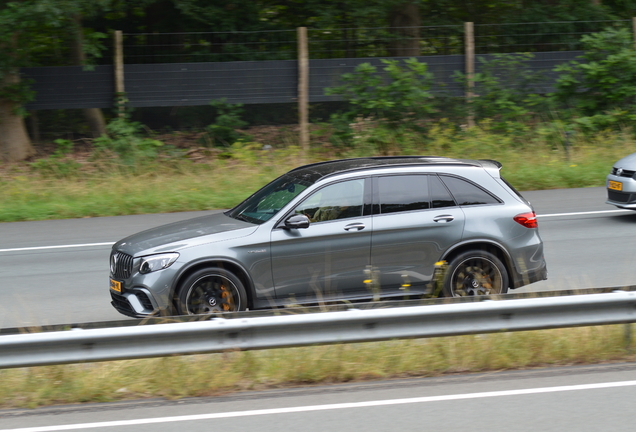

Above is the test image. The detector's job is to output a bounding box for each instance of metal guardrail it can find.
[2,291,636,369]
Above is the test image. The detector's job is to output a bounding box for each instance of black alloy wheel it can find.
[443,250,509,297]
[177,267,247,315]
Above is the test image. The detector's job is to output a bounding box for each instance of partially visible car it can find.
[109,156,548,318]
[607,152,636,209]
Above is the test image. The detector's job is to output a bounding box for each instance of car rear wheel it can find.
[176,267,247,315]
[442,251,509,297]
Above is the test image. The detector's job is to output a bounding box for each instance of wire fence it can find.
[474,20,631,54]
[118,20,631,64]
[23,19,636,138]
[122,30,298,64]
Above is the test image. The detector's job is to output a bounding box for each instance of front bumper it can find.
[110,289,158,318]
[606,174,636,209]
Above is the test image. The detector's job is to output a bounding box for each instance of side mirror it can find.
[284,214,310,229]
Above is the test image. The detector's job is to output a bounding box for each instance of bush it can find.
[455,53,550,132]
[203,99,249,147]
[93,117,164,165]
[325,58,437,146]
[552,27,636,131]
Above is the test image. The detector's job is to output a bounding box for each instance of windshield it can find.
[226,174,312,224]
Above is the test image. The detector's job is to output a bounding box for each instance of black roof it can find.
[288,156,499,183]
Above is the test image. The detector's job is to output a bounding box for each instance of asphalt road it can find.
[1,363,636,431]
[1,186,634,329]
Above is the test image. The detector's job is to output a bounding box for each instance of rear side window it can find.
[376,175,430,214]
[439,175,501,206]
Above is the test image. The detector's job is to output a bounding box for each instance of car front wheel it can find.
[176,267,247,315]
[442,251,509,297]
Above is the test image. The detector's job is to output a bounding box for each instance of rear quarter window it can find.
[439,175,501,206]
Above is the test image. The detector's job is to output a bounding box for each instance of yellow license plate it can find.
[609,180,623,191]
[110,279,122,293]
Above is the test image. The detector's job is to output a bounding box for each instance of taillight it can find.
[514,211,538,228]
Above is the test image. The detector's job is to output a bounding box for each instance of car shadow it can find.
[610,211,636,223]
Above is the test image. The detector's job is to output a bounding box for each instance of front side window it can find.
[293,179,365,222]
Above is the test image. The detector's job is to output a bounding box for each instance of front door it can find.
[270,178,371,303]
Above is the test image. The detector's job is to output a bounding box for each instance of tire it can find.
[176,267,247,315]
[442,250,509,297]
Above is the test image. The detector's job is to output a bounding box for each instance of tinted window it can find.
[440,175,501,206]
[293,179,364,222]
[377,175,429,214]
[430,175,456,208]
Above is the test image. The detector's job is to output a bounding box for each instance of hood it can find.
[614,152,636,168]
[114,212,256,255]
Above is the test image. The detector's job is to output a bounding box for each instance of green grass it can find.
[0,325,634,409]
[1,126,634,222]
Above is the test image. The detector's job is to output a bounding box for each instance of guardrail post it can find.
[625,323,633,353]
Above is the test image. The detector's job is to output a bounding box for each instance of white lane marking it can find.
[0,209,630,254]
[0,243,114,253]
[2,380,636,431]
[538,209,632,218]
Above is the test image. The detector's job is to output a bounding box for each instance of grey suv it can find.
[109,156,547,318]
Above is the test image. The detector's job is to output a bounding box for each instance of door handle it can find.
[344,222,365,231]
[433,215,454,223]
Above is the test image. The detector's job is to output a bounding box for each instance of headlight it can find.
[138,253,179,274]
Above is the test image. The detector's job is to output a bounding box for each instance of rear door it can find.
[370,174,465,297]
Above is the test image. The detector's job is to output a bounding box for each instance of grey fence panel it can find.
[20,51,583,111]
[22,65,115,110]
[125,60,298,107]
[2,291,636,369]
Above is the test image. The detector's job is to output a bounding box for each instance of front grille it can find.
[611,167,636,178]
[608,190,632,203]
[111,251,134,279]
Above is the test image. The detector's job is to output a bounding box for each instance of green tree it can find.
[0,0,119,162]
[552,27,636,130]
[0,1,65,162]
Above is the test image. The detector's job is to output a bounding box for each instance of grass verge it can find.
[1,325,634,409]
[0,126,634,222]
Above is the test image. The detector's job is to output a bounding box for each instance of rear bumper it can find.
[510,260,548,289]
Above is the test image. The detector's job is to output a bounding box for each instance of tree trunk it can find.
[0,71,35,162]
[71,14,107,138]
[389,2,421,57]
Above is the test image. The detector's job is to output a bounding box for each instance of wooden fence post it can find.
[297,27,310,154]
[114,30,125,118]
[465,22,475,128]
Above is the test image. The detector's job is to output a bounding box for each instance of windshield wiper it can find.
[233,214,251,223]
